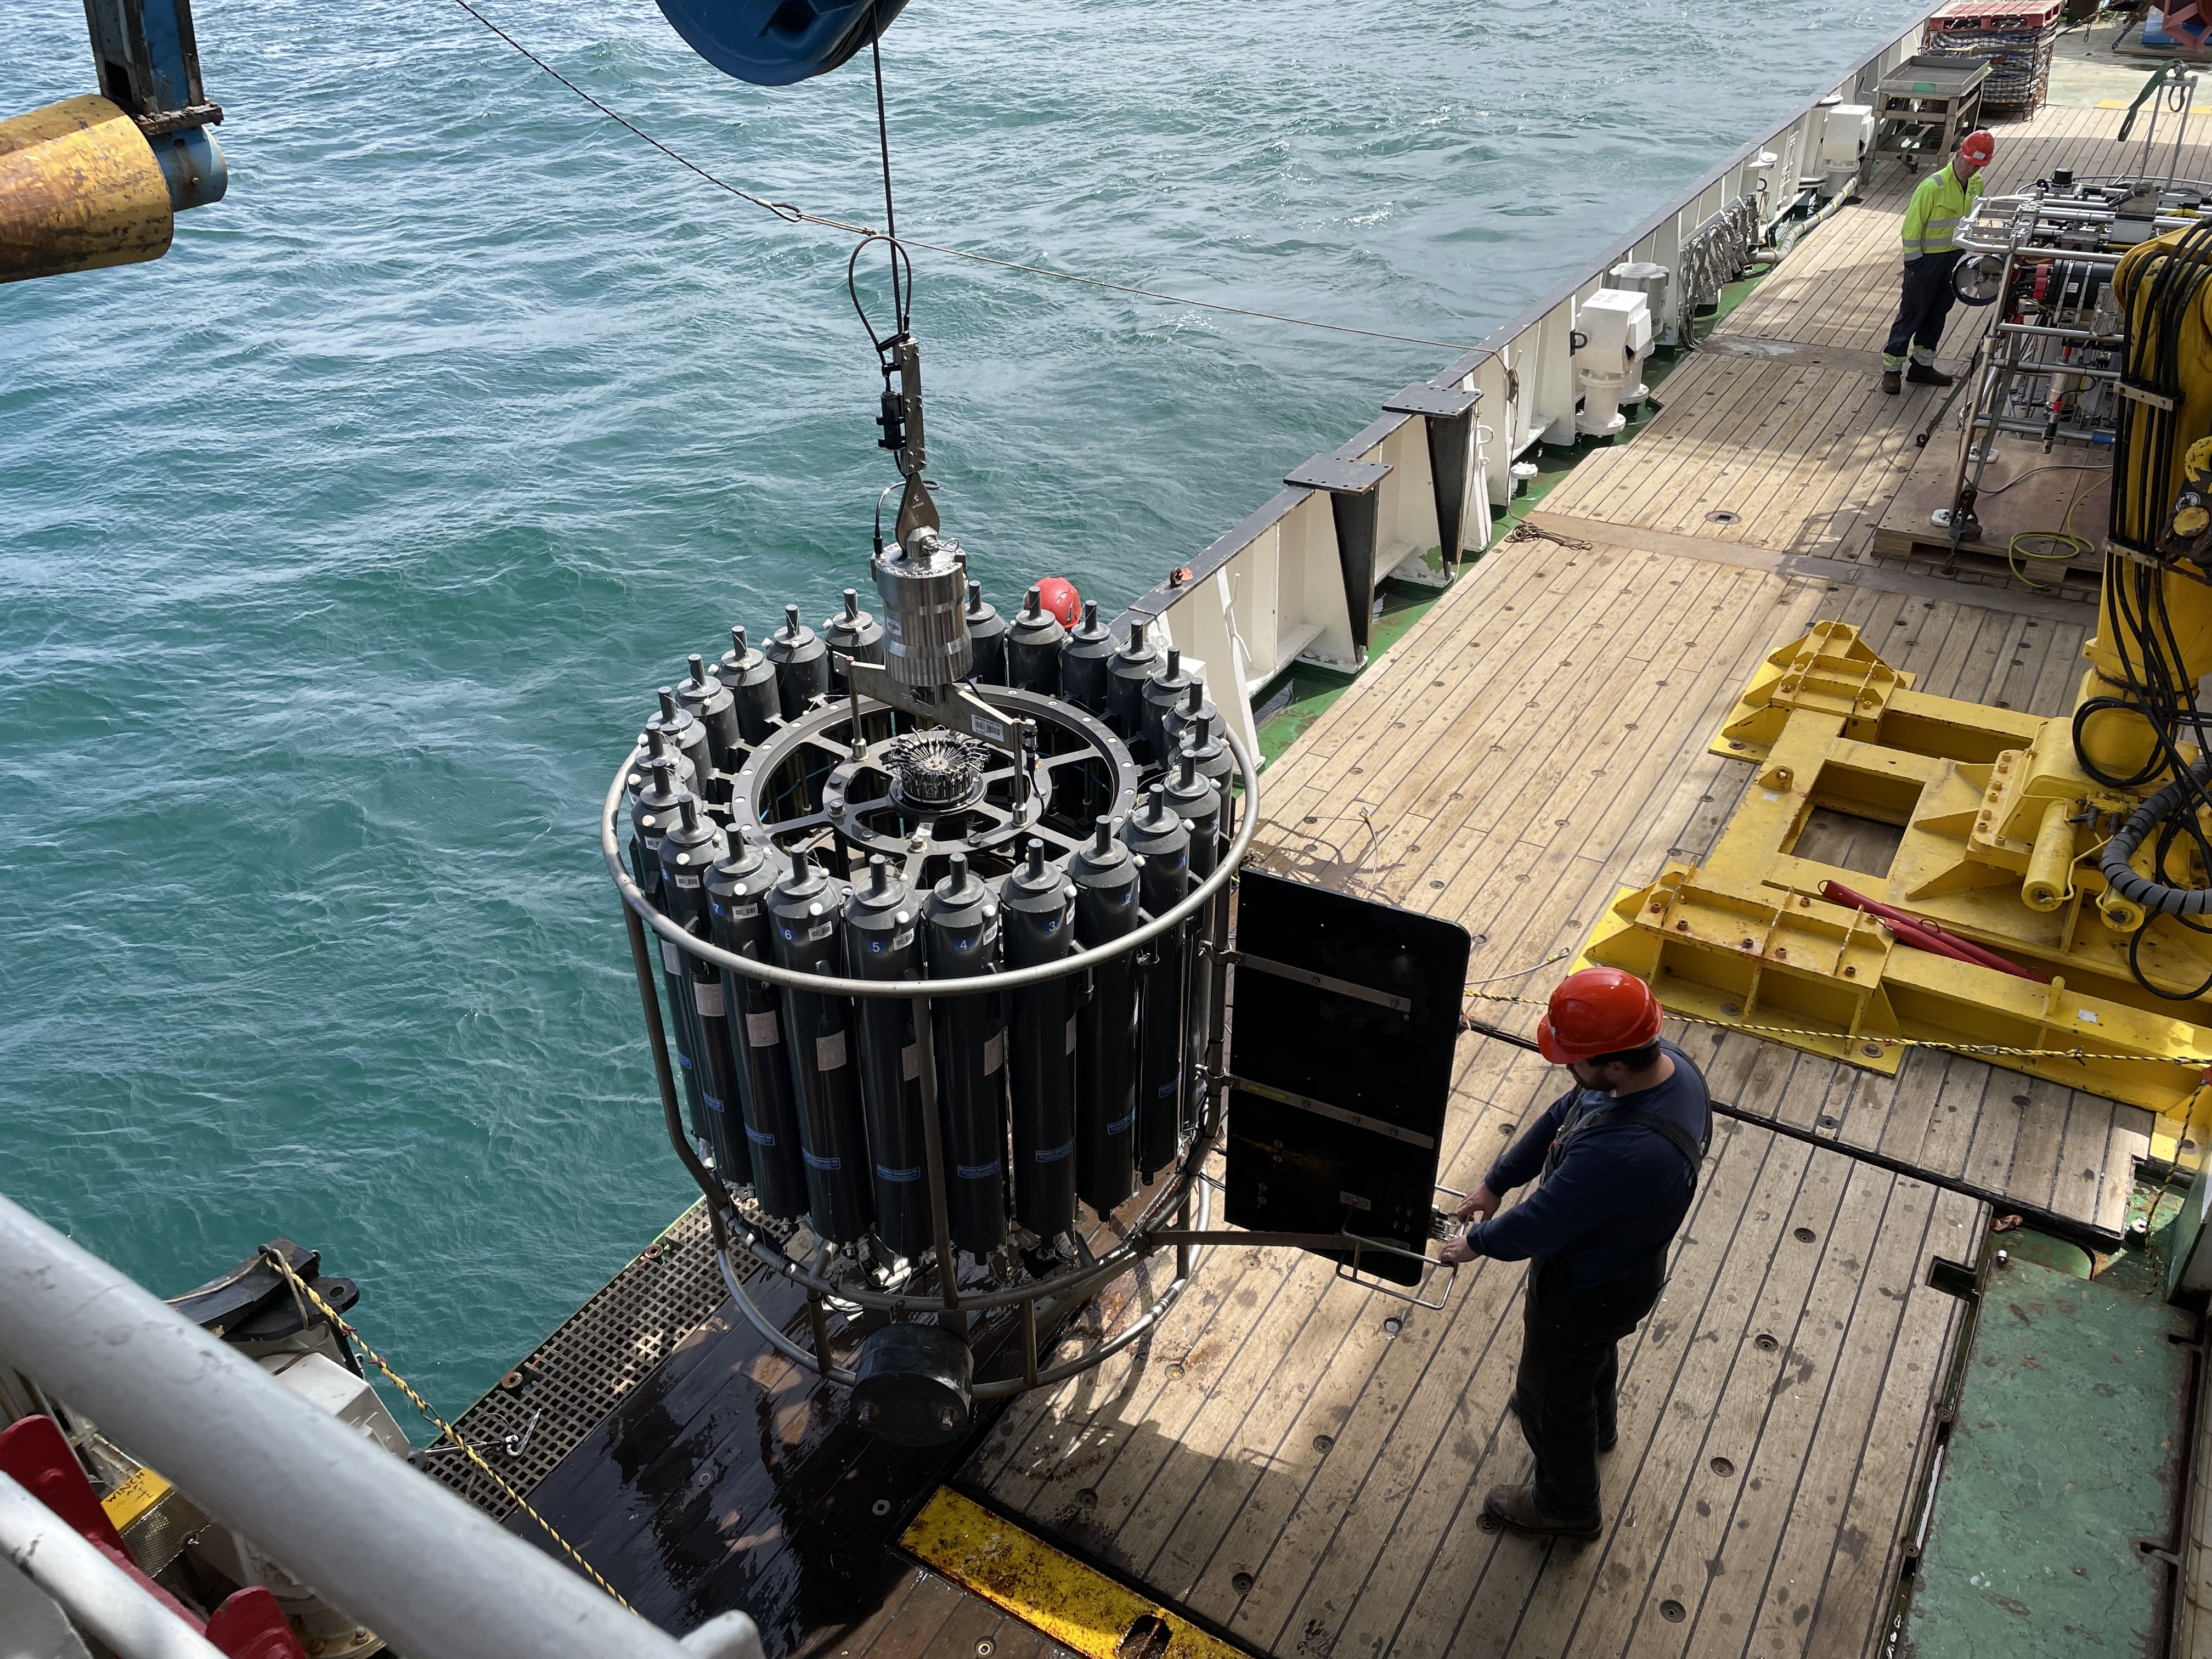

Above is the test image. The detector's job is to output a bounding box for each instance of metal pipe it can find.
[1957,236,2126,268]
[0,1468,225,1659]
[0,1195,765,1659]
[623,903,732,1257]
[1976,415,2116,439]
[1455,1018,2124,1250]
[804,1291,833,1380]
[1995,321,2125,343]
[599,725,1261,999]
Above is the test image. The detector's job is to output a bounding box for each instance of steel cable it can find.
[444,0,1480,353]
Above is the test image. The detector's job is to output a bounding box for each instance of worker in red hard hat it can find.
[1441,966,1711,1543]
[1881,128,1994,395]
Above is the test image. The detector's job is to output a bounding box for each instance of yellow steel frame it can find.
[1581,621,2212,1156]
[899,1487,1254,1658]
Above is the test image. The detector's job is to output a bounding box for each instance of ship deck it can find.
[433,71,2206,1659]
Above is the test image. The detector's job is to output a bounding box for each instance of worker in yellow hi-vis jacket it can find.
[1882,129,1994,394]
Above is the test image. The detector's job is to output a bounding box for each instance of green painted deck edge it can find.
[1899,1180,2199,1658]
[1251,257,1779,768]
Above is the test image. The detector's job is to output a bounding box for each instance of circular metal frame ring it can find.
[725,683,1141,875]
[600,701,1261,999]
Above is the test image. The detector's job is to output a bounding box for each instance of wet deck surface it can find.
[457,82,2188,1659]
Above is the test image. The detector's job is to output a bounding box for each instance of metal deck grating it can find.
[423,1198,735,1519]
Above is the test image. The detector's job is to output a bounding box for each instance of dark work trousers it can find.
[1514,1251,1667,1522]
[1882,250,1960,369]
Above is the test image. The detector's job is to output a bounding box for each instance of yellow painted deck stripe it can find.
[899,1487,1254,1659]
[100,1465,171,1532]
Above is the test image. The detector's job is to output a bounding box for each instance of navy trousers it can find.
[1883,251,1959,370]
[1514,1252,1666,1522]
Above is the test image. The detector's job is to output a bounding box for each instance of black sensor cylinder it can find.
[1001,839,1078,1237]
[1059,600,1115,715]
[1006,586,1066,695]
[763,603,830,719]
[658,795,751,1185]
[1120,787,1192,1176]
[1070,816,1141,1213]
[926,854,1009,1256]
[965,582,1008,686]
[716,625,782,745]
[768,858,872,1243]
[844,856,935,1262]
[707,838,809,1220]
[1105,619,1160,752]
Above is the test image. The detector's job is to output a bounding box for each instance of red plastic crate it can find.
[1926,0,2063,32]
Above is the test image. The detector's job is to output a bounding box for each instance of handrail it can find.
[0,1469,226,1659]
[0,1195,764,1659]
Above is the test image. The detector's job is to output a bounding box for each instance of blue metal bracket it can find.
[81,0,228,210]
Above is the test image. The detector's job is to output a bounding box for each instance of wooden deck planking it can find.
[954,94,2174,1659]
[968,526,2147,1657]
[838,1569,1069,1659]
[1537,98,2212,577]
[1721,104,2212,359]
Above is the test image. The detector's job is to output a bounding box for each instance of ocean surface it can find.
[2,0,1930,1425]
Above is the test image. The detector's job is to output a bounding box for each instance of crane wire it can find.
[443,0,1482,353]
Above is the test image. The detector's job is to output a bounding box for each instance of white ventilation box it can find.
[1576,289,1654,435]
[1817,104,1874,179]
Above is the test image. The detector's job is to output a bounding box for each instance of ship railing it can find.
[0,1193,764,1659]
[1121,8,1938,763]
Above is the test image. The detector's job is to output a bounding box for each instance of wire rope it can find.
[443,0,1481,353]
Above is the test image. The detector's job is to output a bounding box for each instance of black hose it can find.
[2101,754,2212,915]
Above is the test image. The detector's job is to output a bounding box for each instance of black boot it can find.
[1906,362,1954,387]
[1482,1483,1602,1543]
[1881,369,1901,395]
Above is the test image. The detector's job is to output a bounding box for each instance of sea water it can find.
[2,0,1929,1420]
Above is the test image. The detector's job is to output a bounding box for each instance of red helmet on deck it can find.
[1034,577,1081,626]
[1536,967,1664,1064]
[1958,129,1995,166]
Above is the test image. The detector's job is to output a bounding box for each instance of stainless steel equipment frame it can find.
[1935,180,2212,560]
[602,709,1284,1397]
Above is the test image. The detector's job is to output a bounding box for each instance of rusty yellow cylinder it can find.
[2023,798,2078,912]
[2100,883,2148,933]
[1,95,172,285]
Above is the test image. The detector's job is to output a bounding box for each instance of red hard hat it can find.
[1034,577,1081,626]
[1536,967,1664,1063]
[1958,129,1995,166]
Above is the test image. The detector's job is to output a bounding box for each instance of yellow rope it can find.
[1463,986,2212,1068]
[2005,472,2105,591]
[262,1251,634,1611]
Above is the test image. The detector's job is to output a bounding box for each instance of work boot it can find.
[1881,369,1901,395]
[1906,362,1954,387]
[1482,1483,1602,1543]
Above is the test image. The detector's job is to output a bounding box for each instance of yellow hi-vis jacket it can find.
[1901,162,1986,261]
